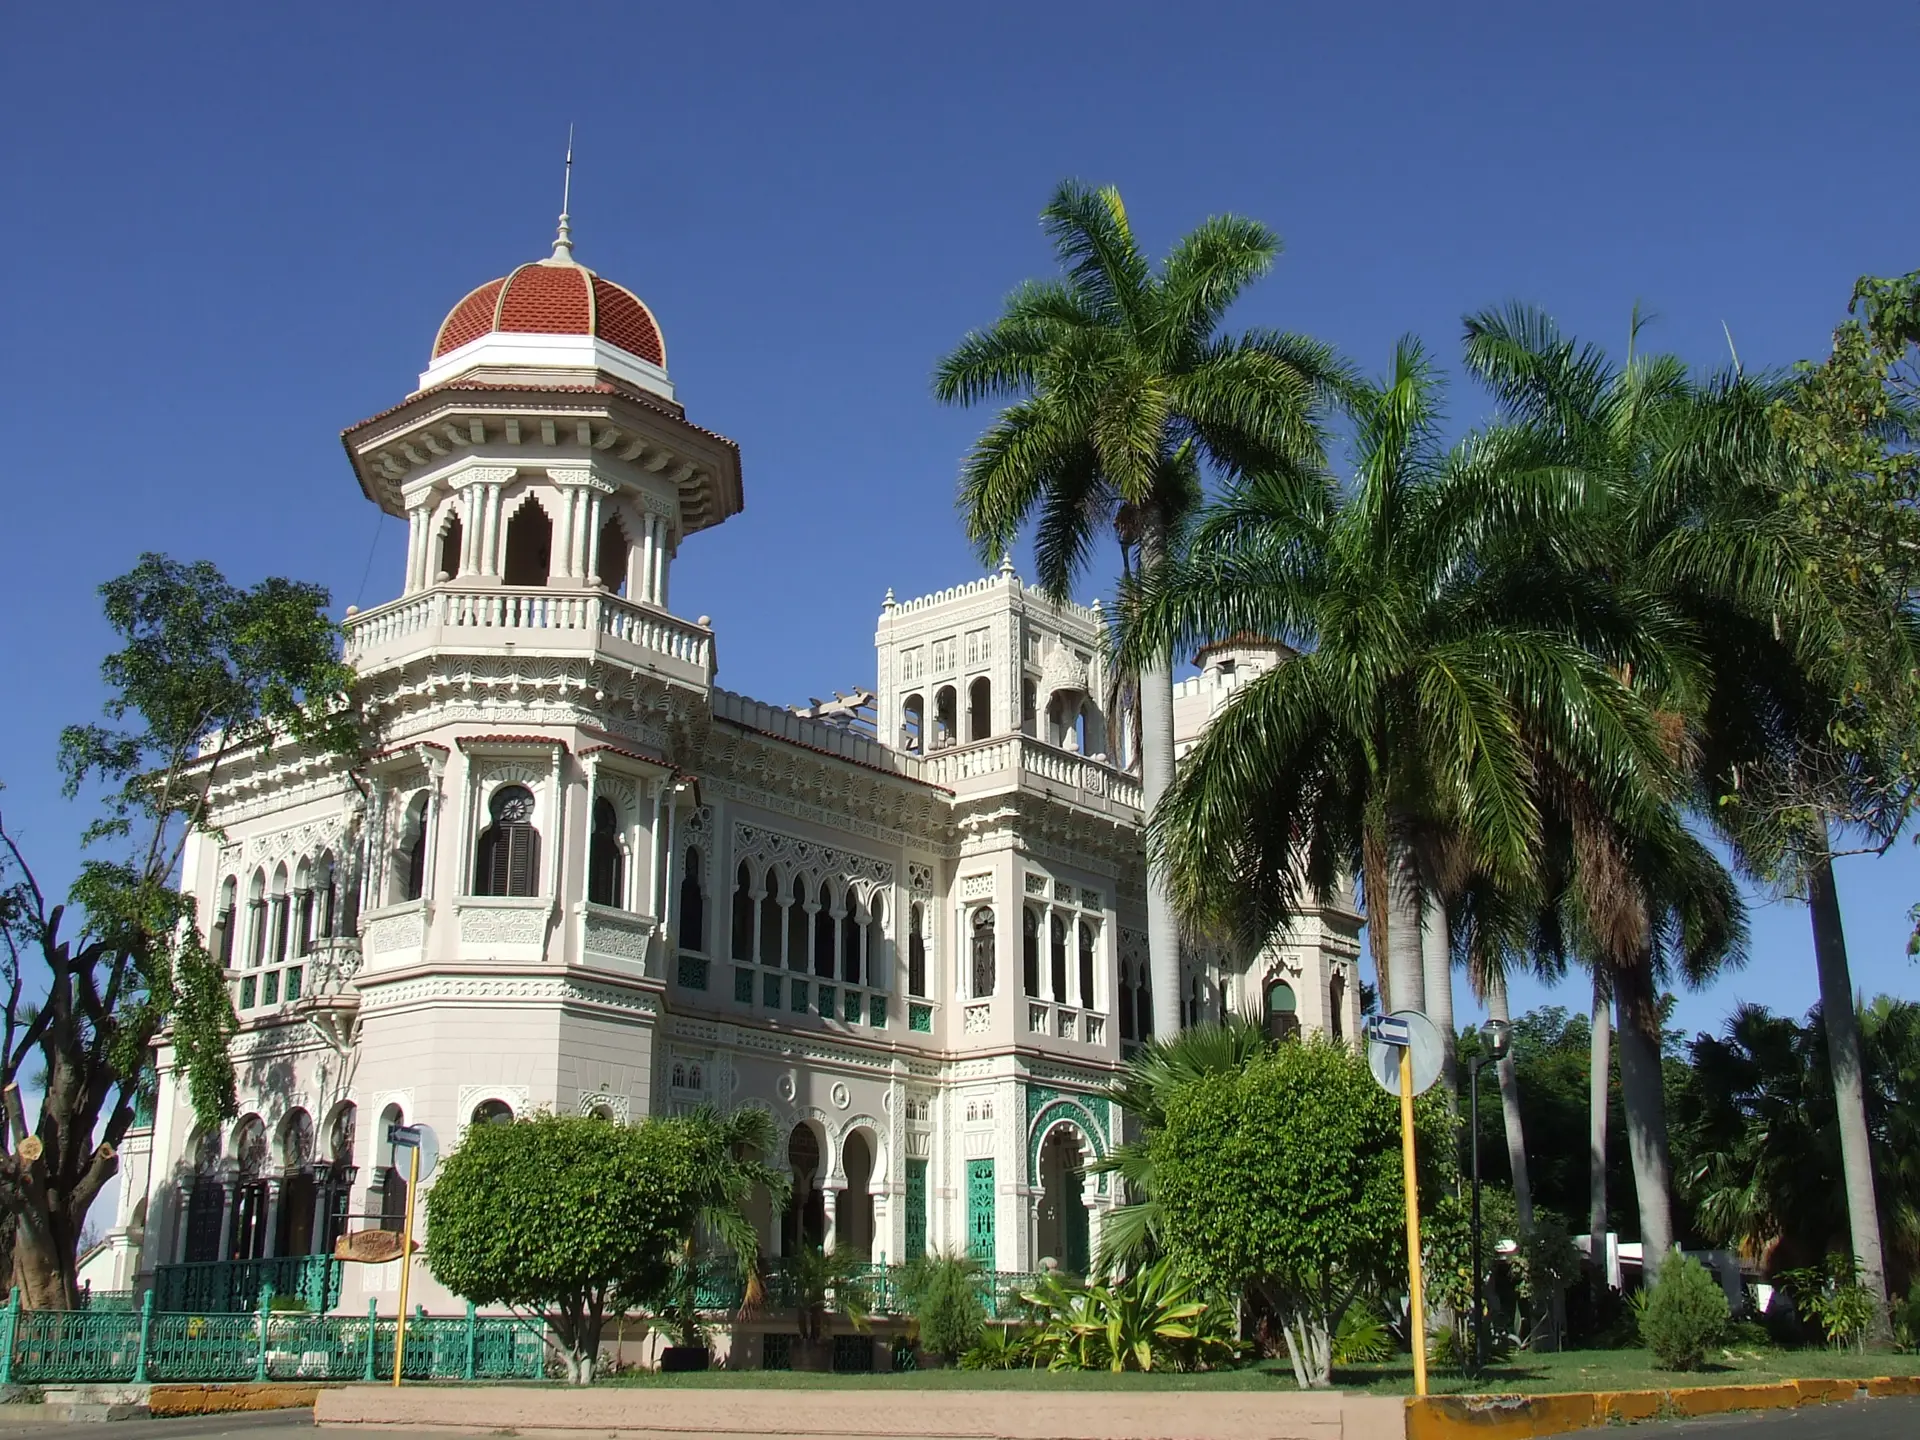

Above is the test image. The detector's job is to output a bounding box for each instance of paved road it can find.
[0,1398,1915,1439]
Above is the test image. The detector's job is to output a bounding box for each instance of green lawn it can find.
[593,1348,1918,1394]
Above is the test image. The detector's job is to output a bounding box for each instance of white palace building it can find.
[96,218,1363,1326]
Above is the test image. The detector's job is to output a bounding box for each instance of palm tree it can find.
[1466,304,1920,1307]
[661,1106,790,1348]
[1460,306,1764,1278]
[1120,339,1685,1157]
[935,180,1348,1033]
[1092,1017,1267,1273]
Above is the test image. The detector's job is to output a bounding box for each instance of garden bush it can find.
[897,1251,985,1361]
[1636,1256,1729,1370]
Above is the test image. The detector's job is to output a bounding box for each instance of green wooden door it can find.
[905,1158,928,1262]
[966,1159,995,1263]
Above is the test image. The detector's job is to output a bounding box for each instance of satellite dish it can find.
[1367,1009,1443,1098]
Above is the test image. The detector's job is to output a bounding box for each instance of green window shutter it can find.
[966,1159,995,1264]
[904,1158,928,1262]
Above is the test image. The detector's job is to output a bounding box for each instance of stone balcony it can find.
[342,583,714,689]
[916,734,1142,816]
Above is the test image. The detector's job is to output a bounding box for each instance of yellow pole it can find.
[1400,1045,1428,1398]
[391,1143,420,1386]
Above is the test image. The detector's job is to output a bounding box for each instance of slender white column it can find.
[479,484,502,576]
[656,525,670,608]
[462,488,482,574]
[558,488,579,579]
[636,520,655,606]
[404,508,423,591]
[584,494,602,584]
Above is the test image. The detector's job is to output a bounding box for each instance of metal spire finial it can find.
[552,125,576,261]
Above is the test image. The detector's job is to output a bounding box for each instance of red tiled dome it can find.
[432,260,665,368]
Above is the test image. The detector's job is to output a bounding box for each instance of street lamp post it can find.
[1468,1019,1512,1376]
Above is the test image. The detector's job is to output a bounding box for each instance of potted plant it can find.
[656,1107,789,1372]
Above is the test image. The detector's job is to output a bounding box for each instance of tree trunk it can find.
[10,1218,80,1311]
[1587,970,1610,1288]
[1486,969,1533,1232]
[1137,520,1183,1036]
[1612,959,1674,1282]
[1805,828,1891,1339]
[1385,842,1426,1017]
[1421,895,1457,1108]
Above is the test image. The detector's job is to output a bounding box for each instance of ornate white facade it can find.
[103,222,1362,1314]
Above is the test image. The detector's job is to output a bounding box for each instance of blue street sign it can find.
[1365,1015,1412,1047]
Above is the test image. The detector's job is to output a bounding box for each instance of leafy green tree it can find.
[425,1113,705,1383]
[656,1105,788,1350]
[1092,1017,1266,1273]
[1148,1037,1451,1388]
[935,180,1347,1034]
[0,554,353,1309]
[1675,999,1920,1295]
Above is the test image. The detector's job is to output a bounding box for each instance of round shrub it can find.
[1637,1255,1729,1370]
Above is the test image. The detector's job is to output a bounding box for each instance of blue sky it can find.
[3,1,1916,1039]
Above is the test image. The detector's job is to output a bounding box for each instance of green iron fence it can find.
[0,1288,543,1385]
[152,1256,342,1315]
[688,1258,1040,1321]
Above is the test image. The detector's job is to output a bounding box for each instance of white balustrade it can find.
[344,585,712,678]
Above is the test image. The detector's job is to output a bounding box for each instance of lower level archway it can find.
[1034,1126,1090,1274]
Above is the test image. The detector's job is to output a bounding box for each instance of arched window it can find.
[502,498,553,586]
[1137,971,1153,1041]
[1329,974,1346,1043]
[1021,678,1037,736]
[1118,964,1136,1041]
[588,797,622,908]
[437,513,463,581]
[474,785,540,897]
[679,846,705,952]
[398,793,429,904]
[269,865,291,965]
[315,852,337,939]
[213,876,238,967]
[294,859,315,956]
[1265,980,1300,1042]
[1050,913,1068,1003]
[470,1100,514,1127]
[970,906,996,998]
[732,862,754,961]
[907,902,927,998]
[246,870,267,967]
[863,892,884,990]
[841,892,862,986]
[786,873,809,970]
[1078,921,1096,1011]
[901,693,925,753]
[597,516,629,594]
[934,686,958,749]
[968,677,991,741]
[1022,907,1041,998]
[376,1104,407,1233]
[813,885,836,979]
[758,871,782,966]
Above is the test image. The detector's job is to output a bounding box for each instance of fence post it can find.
[363,1298,379,1382]
[0,1286,17,1386]
[463,1301,477,1382]
[254,1282,272,1382]
[132,1289,154,1384]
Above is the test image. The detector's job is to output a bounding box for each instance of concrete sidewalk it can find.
[316,1385,1407,1440]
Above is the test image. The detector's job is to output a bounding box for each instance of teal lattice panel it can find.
[966,1159,995,1263]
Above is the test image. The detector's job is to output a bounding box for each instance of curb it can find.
[1406,1376,1920,1439]
[148,1384,332,1416]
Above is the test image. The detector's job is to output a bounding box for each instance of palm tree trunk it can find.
[1486,968,1533,1231]
[1806,825,1891,1338]
[1612,958,1675,1281]
[1386,841,1426,1016]
[1587,970,1610,1287]
[1137,519,1183,1035]
[1421,895,1457,1107]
